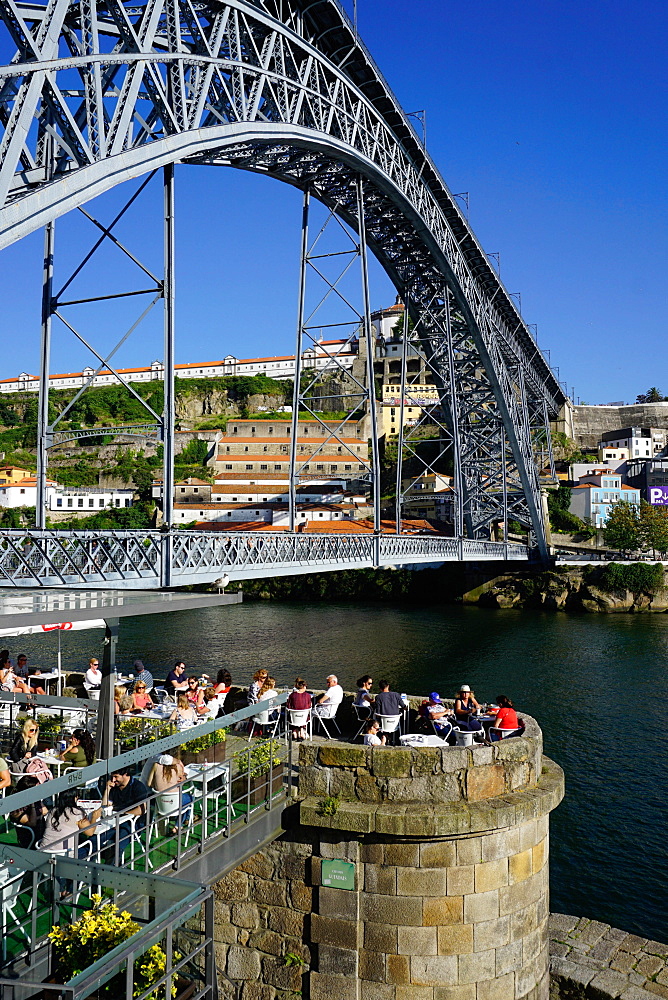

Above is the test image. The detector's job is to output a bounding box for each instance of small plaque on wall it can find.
[321,859,355,890]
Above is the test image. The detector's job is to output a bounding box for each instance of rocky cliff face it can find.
[463,565,668,613]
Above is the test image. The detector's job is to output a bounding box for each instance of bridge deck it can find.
[0,530,528,588]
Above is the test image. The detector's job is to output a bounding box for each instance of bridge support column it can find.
[213,715,563,1000]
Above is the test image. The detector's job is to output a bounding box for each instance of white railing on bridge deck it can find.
[0,529,529,588]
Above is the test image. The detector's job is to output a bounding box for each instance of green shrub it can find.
[597,562,664,595]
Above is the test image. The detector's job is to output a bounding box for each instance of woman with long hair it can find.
[0,649,31,695]
[131,680,154,713]
[114,685,132,715]
[247,668,268,705]
[213,669,232,696]
[148,753,192,835]
[9,719,39,765]
[185,676,204,709]
[39,789,101,894]
[169,694,198,730]
[58,729,96,767]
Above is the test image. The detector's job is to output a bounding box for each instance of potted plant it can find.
[231,742,283,806]
[48,894,185,999]
[180,727,227,766]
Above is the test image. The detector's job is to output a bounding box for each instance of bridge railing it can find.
[0,851,214,1000]
[0,529,529,588]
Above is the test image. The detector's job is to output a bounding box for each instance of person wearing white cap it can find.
[147,753,192,834]
[454,685,481,730]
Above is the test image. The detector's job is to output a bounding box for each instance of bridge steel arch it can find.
[0,0,565,566]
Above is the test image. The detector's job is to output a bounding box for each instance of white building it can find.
[50,488,134,513]
[0,477,57,508]
[0,338,358,395]
[599,426,666,459]
[175,502,358,526]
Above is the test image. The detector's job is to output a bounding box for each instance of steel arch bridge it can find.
[0,0,565,588]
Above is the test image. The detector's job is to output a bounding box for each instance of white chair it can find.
[153,688,174,705]
[374,713,402,745]
[148,790,192,853]
[312,703,341,739]
[452,727,485,747]
[248,705,280,741]
[0,864,31,958]
[352,704,372,741]
[83,681,100,701]
[286,708,311,741]
[431,719,453,741]
[489,726,521,742]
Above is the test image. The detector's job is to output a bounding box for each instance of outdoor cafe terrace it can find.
[0,670,544,1000]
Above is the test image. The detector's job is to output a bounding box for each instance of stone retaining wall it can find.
[549,914,668,1000]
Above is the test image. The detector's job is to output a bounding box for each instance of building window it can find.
[274,464,281,470]
[56,498,62,507]
[89,499,94,507]
[260,464,268,470]
[246,464,253,470]
[99,499,104,507]
[67,499,72,507]
[77,499,84,507]
[226,464,232,470]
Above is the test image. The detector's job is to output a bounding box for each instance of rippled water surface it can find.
[15,600,668,941]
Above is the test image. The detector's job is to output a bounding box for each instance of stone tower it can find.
[213,713,564,1000]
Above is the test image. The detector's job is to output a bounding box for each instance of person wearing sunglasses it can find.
[130,680,154,713]
[185,676,204,710]
[9,719,40,767]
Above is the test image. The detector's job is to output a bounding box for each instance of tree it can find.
[639,500,668,558]
[603,501,641,554]
[636,387,666,403]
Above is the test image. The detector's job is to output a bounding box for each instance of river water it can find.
[13,600,668,942]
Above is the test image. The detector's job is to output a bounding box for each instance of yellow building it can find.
[381,383,440,438]
[0,465,33,485]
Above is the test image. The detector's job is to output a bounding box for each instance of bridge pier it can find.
[213,717,564,1000]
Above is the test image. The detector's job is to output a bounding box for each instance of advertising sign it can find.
[649,487,668,506]
[321,859,355,890]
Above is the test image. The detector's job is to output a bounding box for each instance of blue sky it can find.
[1,0,666,404]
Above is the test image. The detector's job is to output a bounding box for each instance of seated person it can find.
[247,669,268,705]
[133,660,154,692]
[16,655,46,695]
[165,661,189,696]
[58,728,96,768]
[39,789,100,893]
[373,680,406,718]
[313,675,343,718]
[9,774,47,848]
[0,660,31,696]
[169,694,198,730]
[0,754,12,790]
[147,754,192,832]
[213,669,232,696]
[490,695,520,736]
[287,677,311,741]
[185,676,204,709]
[425,693,451,735]
[362,719,386,746]
[9,719,40,766]
[101,766,150,853]
[198,687,220,721]
[354,675,374,715]
[114,685,132,715]
[130,681,155,713]
[454,685,482,731]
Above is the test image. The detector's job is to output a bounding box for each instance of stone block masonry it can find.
[212,711,567,1000]
[549,914,668,1000]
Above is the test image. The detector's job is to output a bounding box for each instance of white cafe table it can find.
[34,751,69,774]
